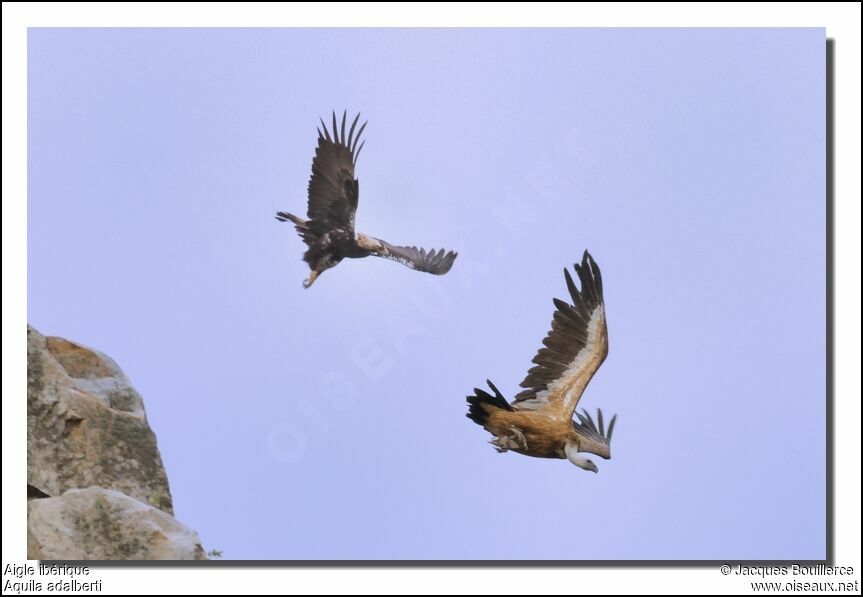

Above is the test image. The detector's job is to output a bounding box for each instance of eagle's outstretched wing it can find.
[511,251,608,420]
[304,111,367,243]
[369,240,458,275]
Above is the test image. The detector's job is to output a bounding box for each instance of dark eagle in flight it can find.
[276,111,458,288]
[467,251,615,473]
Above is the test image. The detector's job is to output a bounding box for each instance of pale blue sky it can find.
[28,28,825,560]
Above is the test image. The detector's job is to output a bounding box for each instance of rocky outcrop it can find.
[27,326,172,512]
[28,488,205,560]
[27,325,205,560]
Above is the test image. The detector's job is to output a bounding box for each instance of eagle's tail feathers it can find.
[275,211,308,229]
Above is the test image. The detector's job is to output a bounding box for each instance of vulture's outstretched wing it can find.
[571,407,617,456]
[304,111,367,241]
[369,240,458,275]
[511,251,608,420]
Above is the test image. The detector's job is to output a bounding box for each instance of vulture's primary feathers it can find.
[277,111,458,288]
[466,251,616,473]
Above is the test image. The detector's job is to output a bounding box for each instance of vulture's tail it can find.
[466,380,513,427]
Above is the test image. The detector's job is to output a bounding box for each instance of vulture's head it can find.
[568,454,599,473]
[564,440,602,473]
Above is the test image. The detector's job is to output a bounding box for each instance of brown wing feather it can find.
[511,251,608,419]
[305,111,367,240]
